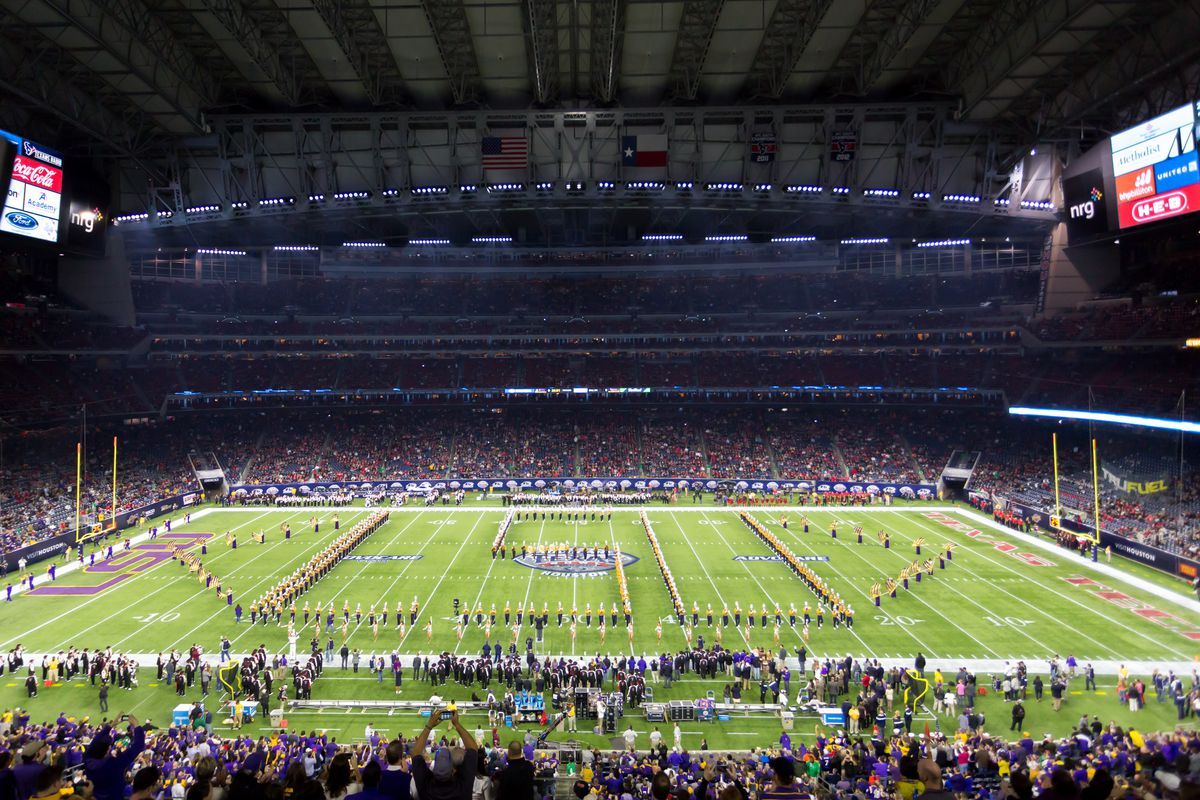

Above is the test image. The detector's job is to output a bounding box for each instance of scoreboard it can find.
[1109,102,1200,229]
[0,130,64,244]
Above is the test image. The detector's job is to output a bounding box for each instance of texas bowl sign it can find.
[514,550,639,576]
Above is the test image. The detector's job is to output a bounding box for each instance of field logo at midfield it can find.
[28,532,214,597]
[514,551,639,576]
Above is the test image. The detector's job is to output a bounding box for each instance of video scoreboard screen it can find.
[0,130,65,244]
[1109,102,1200,229]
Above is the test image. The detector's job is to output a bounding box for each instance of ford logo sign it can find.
[5,211,37,230]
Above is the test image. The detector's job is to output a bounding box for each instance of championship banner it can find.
[830,131,857,162]
[749,132,776,163]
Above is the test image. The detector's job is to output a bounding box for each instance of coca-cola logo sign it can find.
[10,155,62,193]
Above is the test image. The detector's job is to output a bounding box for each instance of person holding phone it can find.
[412,709,478,800]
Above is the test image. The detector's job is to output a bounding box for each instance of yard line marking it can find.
[1,509,280,650]
[901,512,1189,659]
[162,511,372,653]
[452,520,508,656]
[292,510,434,649]
[701,509,876,655]
[514,516,549,650]
[765,512,939,657]
[662,512,752,648]
[340,512,455,645]
[398,512,488,650]
[838,514,1049,658]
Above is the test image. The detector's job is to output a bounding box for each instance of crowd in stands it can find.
[0,681,1195,800]
[0,407,1196,561]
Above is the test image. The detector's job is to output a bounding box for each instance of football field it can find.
[1,501,1197,745]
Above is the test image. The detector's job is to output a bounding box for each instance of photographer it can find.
[412,708,478,800]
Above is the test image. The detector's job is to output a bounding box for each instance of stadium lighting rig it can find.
[486,183,524,193]
[674,181,694,190]
[753,183,772,193]
[626,181,665,191]
[704,234,748,242]
[185,204,221,214]
[942,193,981,204]
[771,235,816,243]
[911,191,932,200]
[840,237,889,245]
[641,234,683,242]
[705,182,743,192]
[409,239,451,246]
[1009,407,1200,435]
[273,245,320,252]
[863,188,900,198]
[916,239,971,248]
[230,201,248,210]
[459,185,478,194]
[258,197,293,206]
[784,185,822,194]
[831,186,851,195]
[196,248,247,256]
[332,191,369,200]
[341,241,386,248]
[472,236,513,244]
[411,186,448,195]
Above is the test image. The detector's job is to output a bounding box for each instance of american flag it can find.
[482,136,528,170]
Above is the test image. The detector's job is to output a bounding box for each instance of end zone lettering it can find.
[27,532,213,597]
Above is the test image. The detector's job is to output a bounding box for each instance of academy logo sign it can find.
[734,555,829,562]
[344,555,423,562]
[515,551,639,576]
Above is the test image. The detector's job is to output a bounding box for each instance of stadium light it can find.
[831,187,850,195]
[674,181,694,190]
[113,212,150,225]
[197,248,247,256]
[704,234,748,242]
[863,189,900,198]
[770,235,816,243]
[535,182,554,191]
[486,183,524,193]
[460,185,477,194]
[705,182,743,192]
[565,181,585,191]
[472,236,513,244]
[995,198,1011,206]
[258,197,294,206]
[185,204,221,214]
[1009,406,1200,435]
[597,181,615,190]
[308,194,325,203]
[341,241,386,248]
[942,193,981,203]
[230,201,248,210]
[840,237,889,245]
[273,245,320,252]
[912,191,931,200]
[916,239,971,248]
[784,185,822,194]
[409,239,451,246]
[642,234,683,241]
[626,181,664,191]
[753,183,772,192]
[158,210,174,218]
[1021,199,1055,210]
[411,186,448,195]
[332,191,370,200]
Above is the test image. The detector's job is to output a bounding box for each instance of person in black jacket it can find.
[494,741,534,800]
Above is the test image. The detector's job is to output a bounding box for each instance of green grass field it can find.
[1,501,1196,747]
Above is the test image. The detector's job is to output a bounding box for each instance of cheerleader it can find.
[655,621,663,643]
[424,619,433,642]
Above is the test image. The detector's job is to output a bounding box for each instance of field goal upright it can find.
[189,451,229,499]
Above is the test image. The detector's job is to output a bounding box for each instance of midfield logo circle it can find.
[514,551,639,575]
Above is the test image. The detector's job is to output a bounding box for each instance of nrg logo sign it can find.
[1069,186,1102,220]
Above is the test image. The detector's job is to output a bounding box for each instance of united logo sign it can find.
[514,551,639,576]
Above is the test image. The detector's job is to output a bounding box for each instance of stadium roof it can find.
[2,0,1196,153]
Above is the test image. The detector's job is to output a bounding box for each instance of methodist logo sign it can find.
[1110,103,1200,228]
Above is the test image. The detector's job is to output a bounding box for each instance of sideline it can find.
[955,509,1200,614]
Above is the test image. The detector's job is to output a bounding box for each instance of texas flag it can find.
[622,135,668,168]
